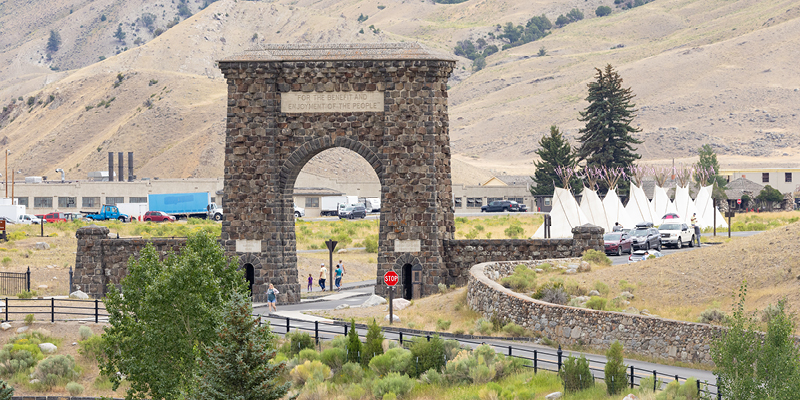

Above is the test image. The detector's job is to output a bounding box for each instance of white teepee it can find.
[625,183,656,225]
[533,187,590,238]
[694,185,728,228]
[603,188,635,230]
[652,185,678,222]
[674,186,704,227]
[579,187,611,232]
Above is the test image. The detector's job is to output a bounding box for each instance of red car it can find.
[143,211,176,222]
[604,232,633,256]
[42,212,67,223]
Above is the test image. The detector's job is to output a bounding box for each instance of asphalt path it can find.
[610,230,764,265]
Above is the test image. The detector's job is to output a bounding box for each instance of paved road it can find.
[609,230,764,265]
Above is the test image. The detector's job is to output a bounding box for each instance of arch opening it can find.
[401,263,413,300]
[243,263,255,296]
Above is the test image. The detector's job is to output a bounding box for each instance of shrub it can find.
[346,320,362,364]
[501,322,526,337]
[593,281,610,296]
[17,291,35,299]
[565,280,587,296]
[0,348,38,375]
[372,372,415,398]
[582,249,611,266]
[596,5,612,16]
[78,334,104,360]
[504,225,524,238]
[320,347,347,371]
[586,296,607,311]
[66,381,84,396]
[656,379,700,400]
[619,279,637,293]
[78,326,93,341]
[559,355,593,392]
[0,257,9,265]
[330,334,348,349]
[24,314,35,325]
[33,355,78,386]
[298,348,319,363]
[541,287,569,305]
[289,360,331,385]
[362,319,384,367]
[500,264,537,292]
[761,302,783,323]
[475,318,493,335]
[337,361,364,384]
[438,282,448,294]
[410,335,446,377]
[700,308,726,324]
[283,330,314,356]
[440,344,521,385]
[604,341,628,395]
[436,319,451,331]
[0,379,12,399]
[364,236,378,253]
[369,347,412,376]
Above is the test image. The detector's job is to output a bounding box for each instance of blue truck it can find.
[85,205,130,222]
[148,192,223,220]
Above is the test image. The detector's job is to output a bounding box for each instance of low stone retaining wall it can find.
[12,397,123,400]
[468,260,719,364]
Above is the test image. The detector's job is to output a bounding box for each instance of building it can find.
[452,176,534,212]
[720,168,800,194]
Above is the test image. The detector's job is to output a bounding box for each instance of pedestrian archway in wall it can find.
[219,43,456,303]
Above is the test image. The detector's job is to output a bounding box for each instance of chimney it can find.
[108,152,114,182]
[118,152,124,182]
[128,152,134,182]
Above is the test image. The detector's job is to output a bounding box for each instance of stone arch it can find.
[238,254,263,299]
[394,253,421,300]
[279,136,385,193]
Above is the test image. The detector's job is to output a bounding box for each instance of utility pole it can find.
[4,150,8,198]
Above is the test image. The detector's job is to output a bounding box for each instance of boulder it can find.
[545,392,563,400]
[16,327,28,333]
[334,304,350,310]
[588,290,601,297]
[641,309,651,316]
[37,285,48,290]
[337,249,348,253]
[535,268,544,273]
[29,379,39,384]
[620,291,634,299]
[69,290,89,300]
[39,343,57,354]
[392,298,411,311]
[565,268,578,275]
[578,261,592,272]
[0,323,10,331]
[622,394,639,400]
[361,294,387,308]
[624,307,640,315]
[34,242,50,250]
[384,314,401,322]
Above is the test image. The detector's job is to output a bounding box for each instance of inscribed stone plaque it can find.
[236,240,262,253]
[394,239,421,253]
[281,91,384,113]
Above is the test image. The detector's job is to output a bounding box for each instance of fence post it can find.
[258,314,262,327]
[94,299,99,323]
[630,365,634,389]
[427,334,430,342]
[653,370,657,392]
[508,345,512,357]
[285,317,290,334]
[533,350,537,373]
[4,298,8,322]
[344,323,348,336]
[26,267,30,292]
[315,321,319,345]
[399,331,403,346]
[51,298,54,323]
[557,345,563,371]
[696,379,700,396]
[69,267,73,294]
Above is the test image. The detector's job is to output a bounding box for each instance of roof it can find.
[219,42,456,63]
[293,187,345,196]
[481,177,508,187]
[497,175,534,186]
[725,177,764,199]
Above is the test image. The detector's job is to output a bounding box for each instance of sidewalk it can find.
[301,280,375,299]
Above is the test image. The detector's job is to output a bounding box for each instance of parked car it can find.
[338,205,367,219]
[481,200,520,212]
[18,214,40,225]
[143,211,176,222]
[509,201,528,212]
[630,224,661,251]
[0,216,14,225]
[658,223,695,249]
[42,212,67,223]
[604,232,633,256]
[64,212,84,222]
[628,249,663,263]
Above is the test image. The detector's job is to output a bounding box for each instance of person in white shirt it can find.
[319,263,327,291]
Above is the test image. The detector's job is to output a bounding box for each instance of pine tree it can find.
[0,379,13,400]
[114,26,126,41]
[531,125,581,196]
[604,341,628,395]
[190,291,290,400]
[346,319,362,364]
[362,319,384,367]
[696,144,727,189]
[46,30,61,53]
[575,64,642,193]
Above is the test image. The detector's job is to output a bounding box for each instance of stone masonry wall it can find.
[443,225,603,286]
[468,260,719,364]
[74,226,187,298]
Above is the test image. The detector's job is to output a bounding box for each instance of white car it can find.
[658,223,695,249]
[628,249,663,263]
[294,204,305,218]
[17,214,41,225]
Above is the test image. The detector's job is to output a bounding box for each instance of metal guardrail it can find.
[0,268,30,295]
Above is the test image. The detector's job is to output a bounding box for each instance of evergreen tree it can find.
[46,30,61,52]
[362,319,385,367]
[114,26,126,41]
[0,379,13,400]
[190,291,290,400]
[757,185,783,211]
[575,64,642,193]
[696,144,727,189]
[531,125,581,196]
[604,341,628,395]
[346,319,362,364]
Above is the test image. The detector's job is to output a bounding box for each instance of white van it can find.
[18,214,41,225]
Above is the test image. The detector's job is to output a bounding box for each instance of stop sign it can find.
[737,198,742,205]
[384,271,399,286]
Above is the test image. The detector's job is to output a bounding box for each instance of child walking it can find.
[307,274,313,292]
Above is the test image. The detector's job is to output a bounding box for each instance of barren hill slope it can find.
[0,0,799,179]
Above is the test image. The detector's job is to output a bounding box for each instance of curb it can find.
[300,283,375,301]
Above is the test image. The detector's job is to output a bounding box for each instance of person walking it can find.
[319,263,327,291]
[612,222,622,232]
[307,274,313,292]
[266,283,279,313]
[690,213,701,247]
[334,264,343,291]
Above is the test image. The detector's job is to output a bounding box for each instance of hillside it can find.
[0,0,798,179]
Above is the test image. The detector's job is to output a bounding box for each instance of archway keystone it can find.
[218,43,457,303]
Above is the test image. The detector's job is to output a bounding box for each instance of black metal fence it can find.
[0,267,30,295]
[0,298,108,323]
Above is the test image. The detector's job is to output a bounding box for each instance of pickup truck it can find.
[84,205,130,222]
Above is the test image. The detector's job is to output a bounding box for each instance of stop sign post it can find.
[384,271,398,325]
